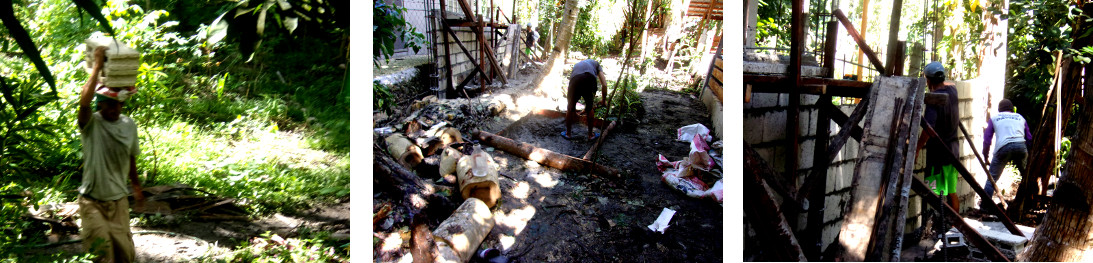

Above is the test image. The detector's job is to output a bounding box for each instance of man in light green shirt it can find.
[77,46,144,263]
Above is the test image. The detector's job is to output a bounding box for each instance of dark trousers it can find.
[984,142,1028,198]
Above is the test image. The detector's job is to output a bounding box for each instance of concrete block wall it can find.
[743,78,1002,253]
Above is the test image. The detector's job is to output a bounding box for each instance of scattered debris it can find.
[136,184,249,220]
[647,208,677,234]
[656,124,723,203]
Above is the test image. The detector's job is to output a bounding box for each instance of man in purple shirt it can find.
[982,99,1032,209]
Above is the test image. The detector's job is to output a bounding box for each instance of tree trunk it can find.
[1018,3,1093,261]
[529,0,580,96]
[1018,81,1093,261]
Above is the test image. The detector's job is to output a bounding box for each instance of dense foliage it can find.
[1006,0,1075,128]
[0,0,349,260]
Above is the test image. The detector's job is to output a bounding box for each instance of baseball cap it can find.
[925,62,945,80]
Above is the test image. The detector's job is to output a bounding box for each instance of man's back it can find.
[989,111,1028,151]
[925,84,960,166]
[571,59,602,77]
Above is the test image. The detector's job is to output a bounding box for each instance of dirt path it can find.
[23,198,349,262]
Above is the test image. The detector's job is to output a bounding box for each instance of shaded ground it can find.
[483,89,722,262]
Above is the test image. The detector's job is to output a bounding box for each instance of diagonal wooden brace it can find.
[911,176,1010,262]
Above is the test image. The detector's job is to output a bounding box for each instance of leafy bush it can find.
[374,0,425,65]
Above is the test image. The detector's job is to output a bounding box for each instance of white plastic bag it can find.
[676,124,712,143]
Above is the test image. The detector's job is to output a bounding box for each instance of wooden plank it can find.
[744,74,872,98]
[833,9,885,74]
[911,176,1011,262]
[745,142,800,209]
[883,0,903,76]
[709,78,723,102]
[785,0,804,228]
[583,121,618,160]
[744,142,808,262]
[958,122,1006,208]
[508,24,520,79]
[836,76,917,261]
[805,94,833,260]
[745,84,752,103]
[888,78,925,261]
[711,66,723,82]
[715,57,723,69]
[823,20,839,78]
[442,22,487,86]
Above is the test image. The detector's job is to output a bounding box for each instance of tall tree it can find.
[1017,2,1093,261]
[529,0,580,97]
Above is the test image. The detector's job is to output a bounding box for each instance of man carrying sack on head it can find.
[77,45,143,263]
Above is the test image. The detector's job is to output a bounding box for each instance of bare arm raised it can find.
[78,47,106,130]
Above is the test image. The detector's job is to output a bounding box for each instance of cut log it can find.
[387,133,425,168]
[411,213,436,263]
[439,147,464,177]
[473,130,619,177]
[422,128,465,156]
[374,144,450,216]
[432,198,495,263]
[456,147,501,208]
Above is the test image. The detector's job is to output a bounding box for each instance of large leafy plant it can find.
[207,0,346,60]
[373,0,424,65]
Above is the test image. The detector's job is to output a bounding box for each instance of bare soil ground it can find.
[374,57,722,262]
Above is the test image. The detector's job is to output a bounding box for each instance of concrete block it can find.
[823,194,845,223]
[772,146,786,174]
[802,94,821,105]
[744,115,764,145]
[965,218,1030,261]
[779,93,789,107]
[826,164,841,193]
[764,112,787,143]
[798,109,814,137]
[747,93,779,109]
[822,223,842,252]
[799,139,815,169]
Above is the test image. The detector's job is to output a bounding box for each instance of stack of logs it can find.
[382,122,501,262]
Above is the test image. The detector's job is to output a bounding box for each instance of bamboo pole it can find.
[856,0,870,78]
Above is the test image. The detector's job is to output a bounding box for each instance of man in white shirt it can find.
[982,99,1031,209]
